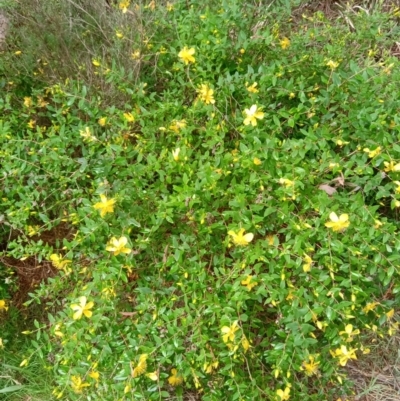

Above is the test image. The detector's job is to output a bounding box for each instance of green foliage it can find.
[1,1,400,400]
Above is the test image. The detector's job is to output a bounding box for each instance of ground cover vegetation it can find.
[1,0,400,400]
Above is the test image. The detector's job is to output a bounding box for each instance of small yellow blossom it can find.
[15,50,22,55]
[303,254,313,272]
[70,296,94,320]
[119,0,130,13]
[169,119,187,133]
[89,371,100,381]
[228,228,254,246]
[92,59,101,67]
[106,236,131,256]
[280,37,290,49]
[93,194,116,217]
[384,161,400,172]
[172,148,180,161]
[166,2,173,11]
[20,359,29,367]
[0,338,3,348]
[279,178,294,187]
[79,127,97,142]
[386,308,395,320]
[277,387,290,400]
[364,146,381,158]
[27,119,36,129]
[131,50,141,59]
[339,324,360,341]
[289,92,295,99]
[253,157,262,165]
[241,276,257,291]
[132,354,148,377]
[168,369,183,386]
[178,46,195,65]
[0,300,8,312]
[50,254,72,270]
[197,84,215,104]
[241,336,251,352]
[246,82,259,93]
[146,371,158,381]
[221,321,239,343]
[363,302,379,313]
[301,355,320,376]
[98,117,107,127]
[325,212,350,232]
[123,112,135,122]
[23,97,32,107]
[330,345,357,366]
[116,30,124,39]
[71,375,90,393]
[326,60,339,69]
[54,323,63,337]
[243,104,264,126]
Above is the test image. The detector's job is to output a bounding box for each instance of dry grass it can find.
[347,324,400,401]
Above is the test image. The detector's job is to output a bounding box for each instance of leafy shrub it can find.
[1,1,400,400]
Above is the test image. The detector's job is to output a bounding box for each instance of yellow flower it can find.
[131,50,141,59]
[253,157,262,165]
[123,112,135,122]
[132,354,148,377]
[50,254,72,270]
[303,254,313,272]
[80,127,97,142]
[106,236,131,256]
[119,0,130,13]
[276,387,290,400]
[15,50,22,55]
[363,146,381,158]
[27,119,36,129]
[23,97,32,107]
[116,30,124,39]
[146,371,158,381]
[0,338,4,348]
[301,355,320,376]
[221,321,239,343]
[0,300,8,312]
[243,104,264,126]
[325,212,350,232]
[241,336,251,352]
[98,117,107,127]
[246,82,259,93]
[280,37,290,49]
[169,119,187,133]
[89,371,100,381]
[384,161,400,172]
[92,59,101,67]
[20,359,29,367]
[197,84,215,104]
[172,148,180,161]
[363,302,379,313]
[70,296,94,320]
[71,375,90,393]
[241,276,257,291]
[168,368,183,386]
[386,308,395,320]
[228,228,254,246]
[330,345,357,366]
[339,324,360,341]
[93,194,116,217]
[279,178,294,187]
[326,60,339,69]
[178,46,195,65]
